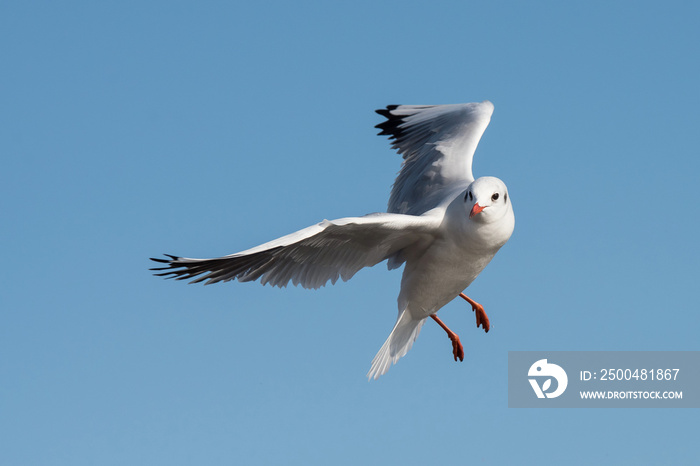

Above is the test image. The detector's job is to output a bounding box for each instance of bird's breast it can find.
[398,237,499,318]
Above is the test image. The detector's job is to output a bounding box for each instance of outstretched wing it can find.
[376,101,494,215]
[151,213,440,289]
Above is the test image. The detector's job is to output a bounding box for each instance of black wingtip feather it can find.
[374,104,399,117]
[149,254,182,272]
[374,104,405,139]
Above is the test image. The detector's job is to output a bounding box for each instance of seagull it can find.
[151,100,515,379]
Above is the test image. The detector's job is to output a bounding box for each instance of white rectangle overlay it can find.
[508,351,700,408]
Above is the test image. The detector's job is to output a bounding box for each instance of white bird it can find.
[151,100,515,379]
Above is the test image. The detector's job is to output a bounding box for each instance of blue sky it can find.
[2,1,699,464]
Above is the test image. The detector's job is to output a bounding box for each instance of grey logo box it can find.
[508,351,700,408]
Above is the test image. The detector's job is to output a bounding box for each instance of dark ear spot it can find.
[504,192,508,201]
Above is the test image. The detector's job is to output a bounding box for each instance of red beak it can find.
[469,202,484,218]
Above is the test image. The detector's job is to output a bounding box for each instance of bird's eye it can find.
[465,191,473,202]
[491,193,499,201]
[469,191,473,201]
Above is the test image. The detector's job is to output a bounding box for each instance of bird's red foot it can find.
[449,333,465,362]
[459,293,490,333]
[430,314,464,362]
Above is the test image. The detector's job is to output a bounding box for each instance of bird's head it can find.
[463,176,511,224]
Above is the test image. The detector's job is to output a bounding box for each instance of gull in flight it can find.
[151,101,515,379]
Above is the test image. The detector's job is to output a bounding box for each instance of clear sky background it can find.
[2,1,699,465]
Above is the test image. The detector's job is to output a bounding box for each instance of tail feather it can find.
[367,310,425,380]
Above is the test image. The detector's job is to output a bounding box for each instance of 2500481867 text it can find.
[579,369,680,381]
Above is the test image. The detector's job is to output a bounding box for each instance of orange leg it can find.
[430,314,464,362]
[460,293,490,333]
